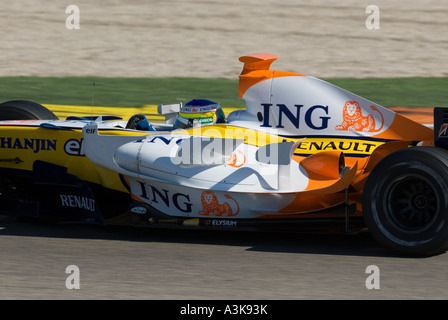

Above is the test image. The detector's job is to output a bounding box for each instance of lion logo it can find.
[226,150,246,168]
[335,100,384,132]
[198,191,239,216]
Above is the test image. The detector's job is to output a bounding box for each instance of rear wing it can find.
[434,107,448,148]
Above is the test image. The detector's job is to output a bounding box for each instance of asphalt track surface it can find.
[1,216,448,300]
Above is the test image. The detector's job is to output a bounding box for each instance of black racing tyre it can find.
[363,147,448,256]
[0,100,58,120]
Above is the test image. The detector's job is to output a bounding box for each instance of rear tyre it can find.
[363,147,448,256]
[0,100,58,120]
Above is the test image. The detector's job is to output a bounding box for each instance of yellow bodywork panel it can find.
[0,125,136,193]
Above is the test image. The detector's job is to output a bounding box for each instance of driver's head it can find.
[173,99,225,130]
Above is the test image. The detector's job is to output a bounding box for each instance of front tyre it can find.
[363,147,448,256]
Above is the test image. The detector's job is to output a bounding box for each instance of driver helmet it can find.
[173,99,225,130]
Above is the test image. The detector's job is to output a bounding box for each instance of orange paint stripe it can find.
[389,106,433,124]
[373,112,433,141]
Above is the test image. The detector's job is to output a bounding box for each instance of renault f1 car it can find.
[1,53,448,256]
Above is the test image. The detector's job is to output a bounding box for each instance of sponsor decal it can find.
[211,219,237,227]
[295,138,383,156]
[0,137,56,153]
[198,191,239,217]
[183,218,200,226]
[60,194,96,212]
[149,218,181,225]
[130,206,147,215]
[335,101,384,132]
[226,149,246,167]
[147,135,183,145]
[134,182,241,217]
[136,181,193,213]
[181,105,219,113]
[64,139,85,156]
[439,123,448,137]
[260,103,330,130]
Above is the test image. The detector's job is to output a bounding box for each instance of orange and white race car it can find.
[1,53,447,256]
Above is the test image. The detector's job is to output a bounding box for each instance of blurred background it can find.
[1,0,447,79]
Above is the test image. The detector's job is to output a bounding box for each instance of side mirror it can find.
[157,103,182,115]
[157,103,182,125]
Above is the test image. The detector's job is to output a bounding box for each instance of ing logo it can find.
[226,150,246,168]
[335,101,384,133]
[198,191,240,217]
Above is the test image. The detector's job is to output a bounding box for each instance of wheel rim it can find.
[385,174,439,233]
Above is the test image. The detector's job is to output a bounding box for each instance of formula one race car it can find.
[1,53,448,256]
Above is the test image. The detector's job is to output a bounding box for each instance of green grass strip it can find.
[0,76,446,108]
[327,77,448,108]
